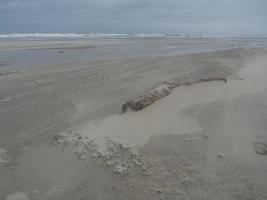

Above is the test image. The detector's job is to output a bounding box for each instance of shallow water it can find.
[1,37,266,70]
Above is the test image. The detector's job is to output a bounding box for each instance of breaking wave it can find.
[0,33,167,39]
[0,33,265,39]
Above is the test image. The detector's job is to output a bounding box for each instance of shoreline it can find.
[0,37,266,70]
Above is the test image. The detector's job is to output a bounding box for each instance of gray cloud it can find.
[0,0,266,35]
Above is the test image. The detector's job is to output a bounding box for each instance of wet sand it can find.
[0,38,267,200]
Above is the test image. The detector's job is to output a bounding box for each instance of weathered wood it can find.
[121,77,227,113]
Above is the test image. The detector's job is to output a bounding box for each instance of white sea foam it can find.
[0,33,266,39]
[0,33,166,39]
[0,33,87,39]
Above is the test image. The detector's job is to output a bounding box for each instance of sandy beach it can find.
[1,37,267,200]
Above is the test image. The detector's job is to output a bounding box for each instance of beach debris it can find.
[121,77,227,113]
[0,97,12,102]
[0,70,20,76]
[217,153,225,158]
[54,131,147,176]
[254,142,267,155]
[122,82,173,113]
[202,134,209,139]
[156,189,162,193]
[113,162,129,176]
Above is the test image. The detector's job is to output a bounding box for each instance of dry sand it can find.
[0,38,267,200]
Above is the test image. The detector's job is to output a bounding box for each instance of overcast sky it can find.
[1,0,267,35]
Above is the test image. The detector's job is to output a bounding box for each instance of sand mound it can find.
[122,77,227,113]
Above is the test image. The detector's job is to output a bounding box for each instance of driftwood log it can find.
[121,77,227,113]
